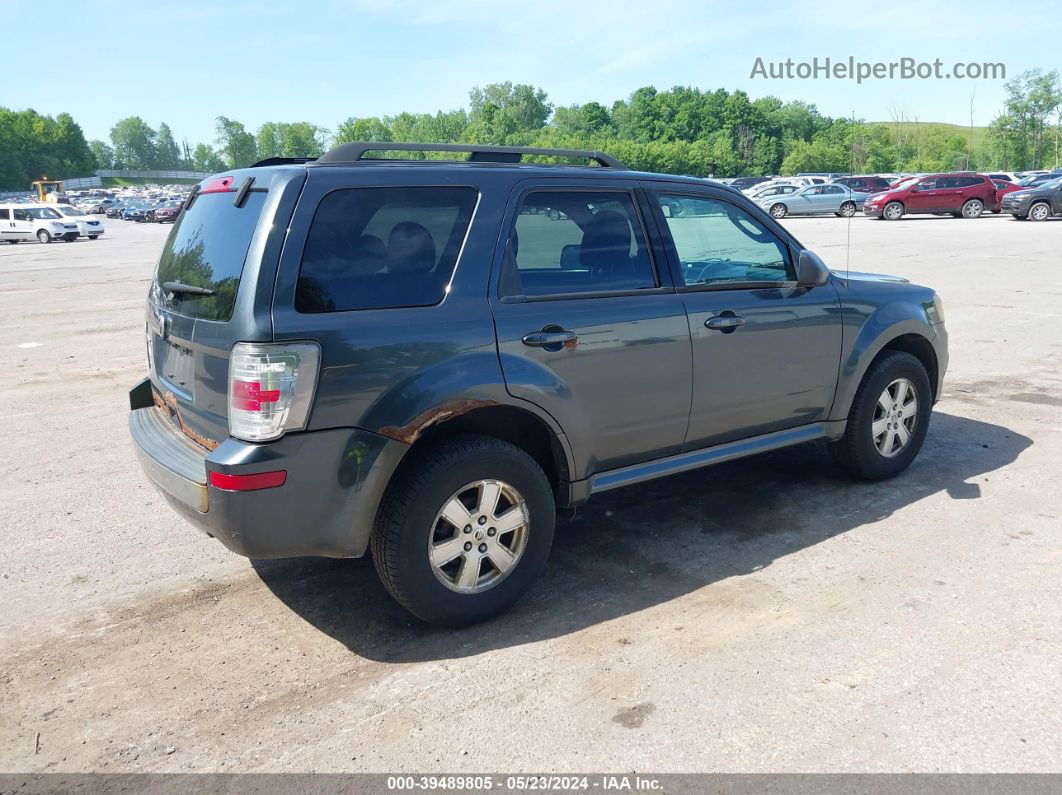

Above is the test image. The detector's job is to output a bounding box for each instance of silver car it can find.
[758,184,868,218]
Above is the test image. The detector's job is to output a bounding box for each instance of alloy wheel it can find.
[428,479,530,594]
[1030,202,1050,221]
[872,378,919,459]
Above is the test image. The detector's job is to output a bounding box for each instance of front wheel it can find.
[769,203,787,219]
[828,351,932,481]
[883,201,904,221]
[961,199,984,218]
[371,434,556,626]
[36,230,52,244]
[88,235,99,240]
[1029,201,1051,221]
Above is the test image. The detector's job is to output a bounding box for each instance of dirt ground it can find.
[0,212,1059,773]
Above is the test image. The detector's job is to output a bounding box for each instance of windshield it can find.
[1038,178,1061,190]
[58,206,87,217]
[27,207,62,219]
[893,178,918,190]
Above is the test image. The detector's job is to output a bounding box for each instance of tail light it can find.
[228,342,320,442]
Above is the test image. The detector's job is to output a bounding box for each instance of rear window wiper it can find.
[162,280,215,296]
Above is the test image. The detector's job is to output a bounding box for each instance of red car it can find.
[992,179,1026,213]
[864,173,998,220]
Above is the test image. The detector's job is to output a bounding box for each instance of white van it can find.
[52,204,106,239]
[0,204,80,244]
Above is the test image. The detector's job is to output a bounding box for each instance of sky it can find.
[9,0,1062,147]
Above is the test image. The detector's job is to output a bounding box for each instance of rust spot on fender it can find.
[378,398,499,445]
[152,387,221,451]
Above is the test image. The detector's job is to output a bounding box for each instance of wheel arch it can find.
[391,403,575,508]
[831,311,944,424]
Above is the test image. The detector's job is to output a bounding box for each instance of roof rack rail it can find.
[315,141,627,169]
[250,156,317,168]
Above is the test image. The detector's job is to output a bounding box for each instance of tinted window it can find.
[296,186,478,313]
[13,209,29,221]
[155,191,268,321]
[658,194,790,287]
[915,179,939,191]
[501,191,656,297]
[0,209,8,220]
[822,185,845,194]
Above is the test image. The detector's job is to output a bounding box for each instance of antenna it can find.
[845,109,855,283]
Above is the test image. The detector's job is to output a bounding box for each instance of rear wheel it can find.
[838,201,856,217]
[828,351,931,481]
[88,235,99,240]
[36,230,52,244]
[961,198,984,218]
[1029,201,1051,221]
[769,203,787,219]
[5,239,18,245]
[371,434,555,626]
[883,201,904,221]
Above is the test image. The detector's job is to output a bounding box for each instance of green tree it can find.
[110,116,157,169]
[192,143,226,173]
[89,140,114,169]
[214,116,258,168]
[155,123,181,169]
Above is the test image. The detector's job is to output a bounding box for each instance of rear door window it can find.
[501,190,657,298]
[295,186,478,313]
[155,191,268,321]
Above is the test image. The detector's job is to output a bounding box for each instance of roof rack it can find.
[250,156,317,168]
[315,141,627,169]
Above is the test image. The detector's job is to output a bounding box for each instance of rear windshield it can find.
[155,191,267,321]
[295,186,478,313]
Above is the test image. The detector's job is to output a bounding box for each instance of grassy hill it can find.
[866,121,988,150]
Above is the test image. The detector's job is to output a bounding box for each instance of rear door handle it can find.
[522,330,578,348]
[705,315,746,331]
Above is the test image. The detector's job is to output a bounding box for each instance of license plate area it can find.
[154,335,195,399]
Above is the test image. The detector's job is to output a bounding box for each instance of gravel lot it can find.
[0,213,1059,773]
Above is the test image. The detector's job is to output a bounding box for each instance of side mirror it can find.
[796,250,830,287]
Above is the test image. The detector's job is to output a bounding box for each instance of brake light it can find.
[200,176,235,195]
[228,342,320,442]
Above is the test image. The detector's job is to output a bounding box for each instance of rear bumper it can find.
[128,380,409,559]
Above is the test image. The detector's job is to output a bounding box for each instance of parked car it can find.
[1002,177,1062,220]
[128,142,948,626]
[106,203,129,219]
[863,173,997,220]
[985,172,1018,183]
[153,203,182,223]
[832,175,893,193]
[0,204,79,243]
[747,183,800,202]
[1014,173,1060,190]
[730,176,770,190]
[991,180,1026,213]
[757,183,867,218]
[122,204,150,222]
[51,204,105,239]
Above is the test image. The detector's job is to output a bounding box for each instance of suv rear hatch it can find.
[146,168,306,449]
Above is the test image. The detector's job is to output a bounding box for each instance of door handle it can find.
[705,315,746,331]
[522,329,578,348]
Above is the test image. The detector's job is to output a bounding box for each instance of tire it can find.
[769,203,787,219]
[839,201,856,217]
[883,201,904,221]
[88,235,99,240]
[36,230,52,244]
[5,239,18,245]
[961,199,984,218]
[828,351,932,481]
[1029,201,1051,221]
[371,434,556,627]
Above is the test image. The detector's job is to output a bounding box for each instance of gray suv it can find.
[129,142,948,626]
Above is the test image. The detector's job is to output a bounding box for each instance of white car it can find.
[52,204,105,239]
[0,204,80,244]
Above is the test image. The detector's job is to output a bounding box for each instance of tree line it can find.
[2,71,1060,191]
